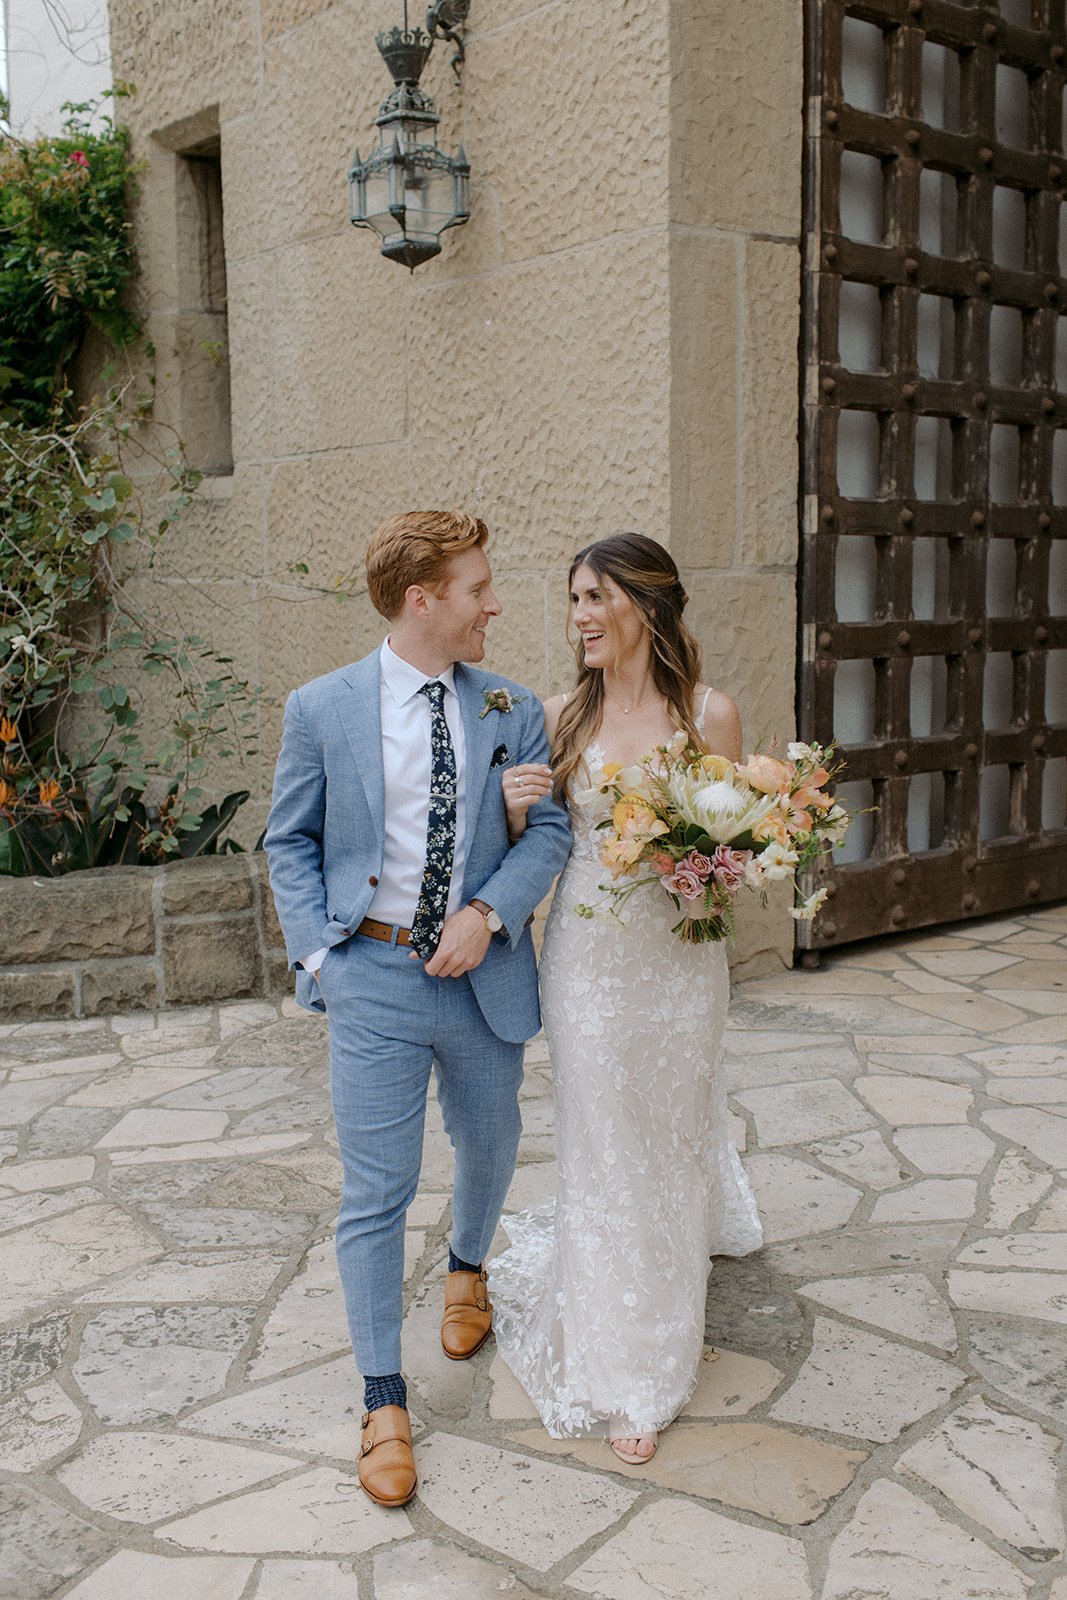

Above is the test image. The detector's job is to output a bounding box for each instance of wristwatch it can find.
[469,898,503,934]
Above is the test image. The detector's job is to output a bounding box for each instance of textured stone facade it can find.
[0,856,288,1020]
[106,0,803,973]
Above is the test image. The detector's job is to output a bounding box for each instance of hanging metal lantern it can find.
[348,11,470,270]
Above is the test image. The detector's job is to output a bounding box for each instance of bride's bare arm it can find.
[542,693,566,745]
[503,694,564,842]
[698,687,743,762]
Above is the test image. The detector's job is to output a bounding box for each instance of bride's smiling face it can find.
[570,563,648,671]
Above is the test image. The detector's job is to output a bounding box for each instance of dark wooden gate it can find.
[799,0,1067,952]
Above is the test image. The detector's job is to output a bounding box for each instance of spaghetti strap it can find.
[697,686,713,734]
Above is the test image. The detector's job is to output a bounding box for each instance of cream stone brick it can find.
[544,577,582,701]
[669,232,738,570]
[258,13,375,250]
[257,587,368,720]
[110,0,258,130]
[152,469,267,584]
[483,574,550,693]
[742,241,802,567]
[260,0,337,42]
[227,253,277,465]
[266,449,410,592]
[447,0,669,271]
[406,237,672,573]
[731,890,795,977]
[670,0,802,237]
[684,570,797,751]
[471,0,564,32]
[113,575,264,805]
[128,150,182,318]
[273,236,407,457]
[217,116,258,269]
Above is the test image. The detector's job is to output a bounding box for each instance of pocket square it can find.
[490,744,510,768]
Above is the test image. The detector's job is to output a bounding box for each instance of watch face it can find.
[486,909,503,933]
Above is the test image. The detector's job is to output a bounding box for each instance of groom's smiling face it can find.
[425,546,502,664]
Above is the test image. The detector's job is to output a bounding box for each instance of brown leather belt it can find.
[356,916,414,947]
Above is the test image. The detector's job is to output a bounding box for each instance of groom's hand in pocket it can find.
[419,905,493,978]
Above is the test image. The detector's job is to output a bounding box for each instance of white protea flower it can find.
[668,768,779,845]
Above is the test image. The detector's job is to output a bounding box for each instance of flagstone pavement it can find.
[1,906,1066,1599]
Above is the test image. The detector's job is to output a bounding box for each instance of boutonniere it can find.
[480,686,525,719]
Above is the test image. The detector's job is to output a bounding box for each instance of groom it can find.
[264,510,570,1508]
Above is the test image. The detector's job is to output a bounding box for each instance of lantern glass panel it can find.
[381,156,452,237]
[359,168,396,235]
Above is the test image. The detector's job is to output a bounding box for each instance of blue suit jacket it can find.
[263,649,572,1043]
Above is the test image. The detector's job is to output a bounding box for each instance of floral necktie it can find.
[411,680,457,957]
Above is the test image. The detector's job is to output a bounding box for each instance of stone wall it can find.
[103,0,804,975]
[0,855,289,1021]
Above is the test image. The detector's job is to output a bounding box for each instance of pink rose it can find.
[68,150,89,169]
[712,844,749,891]
[683,851,712,879]
[665,867,703,901]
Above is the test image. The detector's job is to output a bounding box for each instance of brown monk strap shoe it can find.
[441,1266,493,1360]
[357,1405,416,1507]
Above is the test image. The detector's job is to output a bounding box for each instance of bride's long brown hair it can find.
[552,533,706,801]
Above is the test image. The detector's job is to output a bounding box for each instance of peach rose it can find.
[736,753,794,795]
[601,837,645,879]
[752,811,791,847]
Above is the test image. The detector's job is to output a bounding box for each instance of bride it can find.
[489,532,763,1464]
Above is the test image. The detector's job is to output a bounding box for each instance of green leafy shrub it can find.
[0,94,260,875]
[0,90,139,426]
[0,395,259,874]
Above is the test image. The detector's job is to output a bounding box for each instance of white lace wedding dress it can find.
[489,718,764,1440]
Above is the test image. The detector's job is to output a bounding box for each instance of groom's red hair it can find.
[365,509,489,619]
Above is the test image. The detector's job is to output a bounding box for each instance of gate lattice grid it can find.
[799,0,1067,953]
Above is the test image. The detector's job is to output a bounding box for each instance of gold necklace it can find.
[607,690,651,716]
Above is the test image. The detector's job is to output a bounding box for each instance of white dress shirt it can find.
[300,638,468,972]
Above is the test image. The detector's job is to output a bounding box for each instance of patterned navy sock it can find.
[363,1372,407,1413]
[448,1248,481,1275]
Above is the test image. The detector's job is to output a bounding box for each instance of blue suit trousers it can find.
[319,930,524,1377]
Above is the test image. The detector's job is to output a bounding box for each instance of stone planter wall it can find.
[0,853,291,1021]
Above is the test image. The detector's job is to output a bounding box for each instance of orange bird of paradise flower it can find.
[0,716,16,743]
[38,778,61,806]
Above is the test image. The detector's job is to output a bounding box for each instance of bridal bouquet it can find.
[574,734,851,944]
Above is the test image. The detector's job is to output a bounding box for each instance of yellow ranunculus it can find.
[612,795,665,839]
[700,753,734,781]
